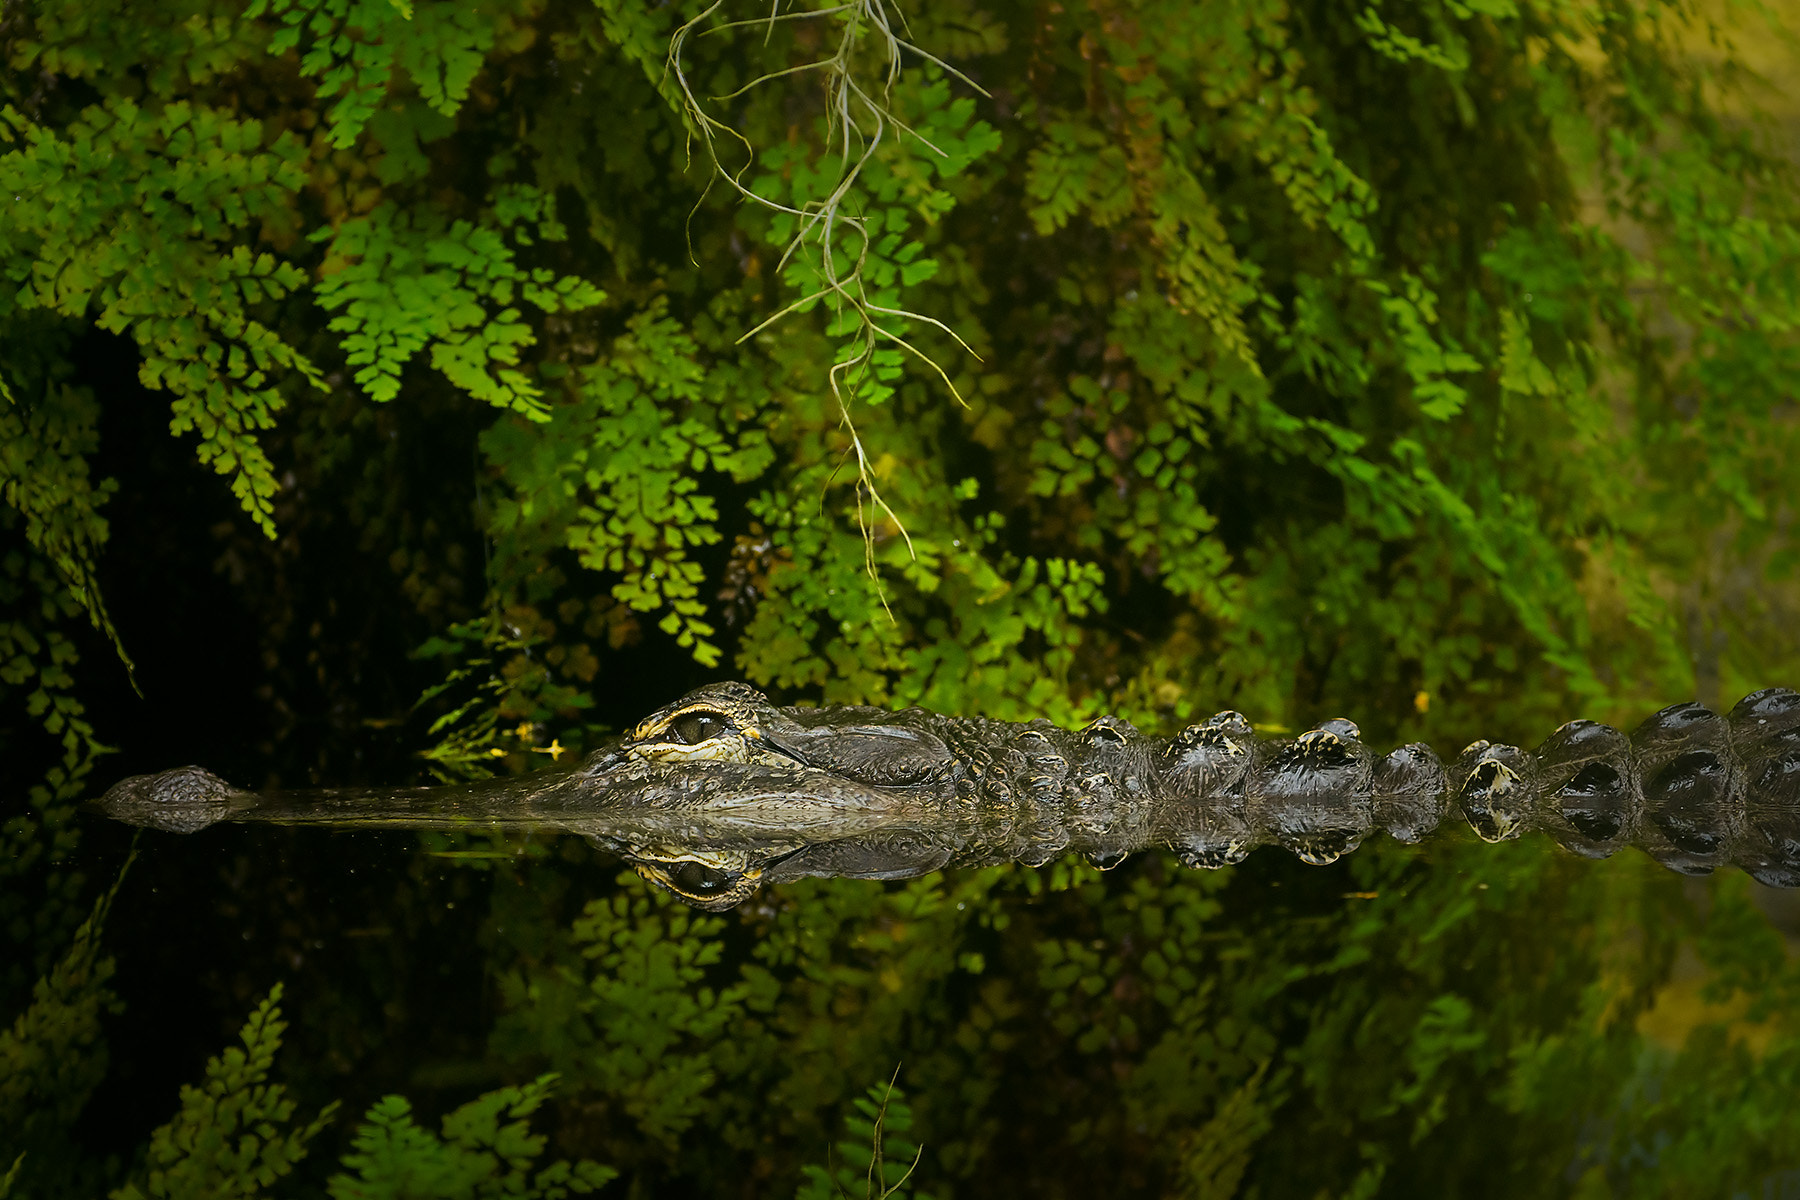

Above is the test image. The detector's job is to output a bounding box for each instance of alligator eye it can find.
[669,710,730,744]
[629,859,763,910]
[667,861,739,895]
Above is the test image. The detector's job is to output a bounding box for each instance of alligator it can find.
[97,682,1800,910]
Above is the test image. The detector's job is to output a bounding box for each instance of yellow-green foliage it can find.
[6,0,1785,734]
[98,983,616,1200]
[3,0,1800,1197]
[0,868,127,1198]
[108,986,335,1200]
[327,1074,616,1200]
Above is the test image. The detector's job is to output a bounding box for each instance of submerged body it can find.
[99,682,1800,909]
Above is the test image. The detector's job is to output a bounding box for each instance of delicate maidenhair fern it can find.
[480,301,774,667]
[108,985,335,1200]
[1172,1063,1278,1200]
[0,369,121,662]
[311,196,604,419]
[0,858,131,1197]
[795,1076,929,1200]
[328,1075,615,1200]
[252,0,503,149]
[0,99,320,537]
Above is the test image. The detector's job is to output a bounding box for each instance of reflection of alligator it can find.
[98,682,1800,910]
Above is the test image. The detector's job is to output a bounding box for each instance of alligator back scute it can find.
[1161,711,1256,797]
[1533,719,1636,858]
[1005,726,1070,806]
[1369,743,1449,844]
[1157,712,1259,869]
[1631,703,1739,875]
[1730,687,1800,886]
[1247,722,1376,865]
[1069,715,1159,803]
[1454,741,1538,844]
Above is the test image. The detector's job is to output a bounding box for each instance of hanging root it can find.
[666,1,986,595]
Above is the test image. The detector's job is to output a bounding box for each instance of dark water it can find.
[54,791,1800,1198]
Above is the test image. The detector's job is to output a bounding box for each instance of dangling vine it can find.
[665,1,993,572]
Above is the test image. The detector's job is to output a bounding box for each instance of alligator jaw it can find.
[94,750,913,834]
[93,752,922,913]
[563,748,913,817]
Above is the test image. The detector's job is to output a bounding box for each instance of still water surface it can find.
[68,687,1800,1199]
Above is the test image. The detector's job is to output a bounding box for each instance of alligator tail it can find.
[1153,687,1800,884]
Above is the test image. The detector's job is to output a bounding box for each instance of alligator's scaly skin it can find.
[96,682,1800,909]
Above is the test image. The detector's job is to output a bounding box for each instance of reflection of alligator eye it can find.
[670,710,730,744]
[668,861,738,895]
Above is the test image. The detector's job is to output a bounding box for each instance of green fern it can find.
[482,301,774,666]
[95,986,614,1200]
[0,858,131,1198]
[1171,1063,1279,1200]
[312,196,604,418]
[108,985,335,1200]
[252,0,503,149]
[328,1076,615,1200]
[0,368,122,663]
[0,97,320,536]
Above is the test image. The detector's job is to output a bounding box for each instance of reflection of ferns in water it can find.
[103,986,615,1200]
[328,1075,616,1200]
[107,986,336,1200]
[1172,1063,1280,1200]
[1,862,132,1200]
[91,976,919,1200]
[796,1072,928,1200]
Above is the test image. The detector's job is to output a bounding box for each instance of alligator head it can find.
[95,703,953,910]
[623,681,960,786]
